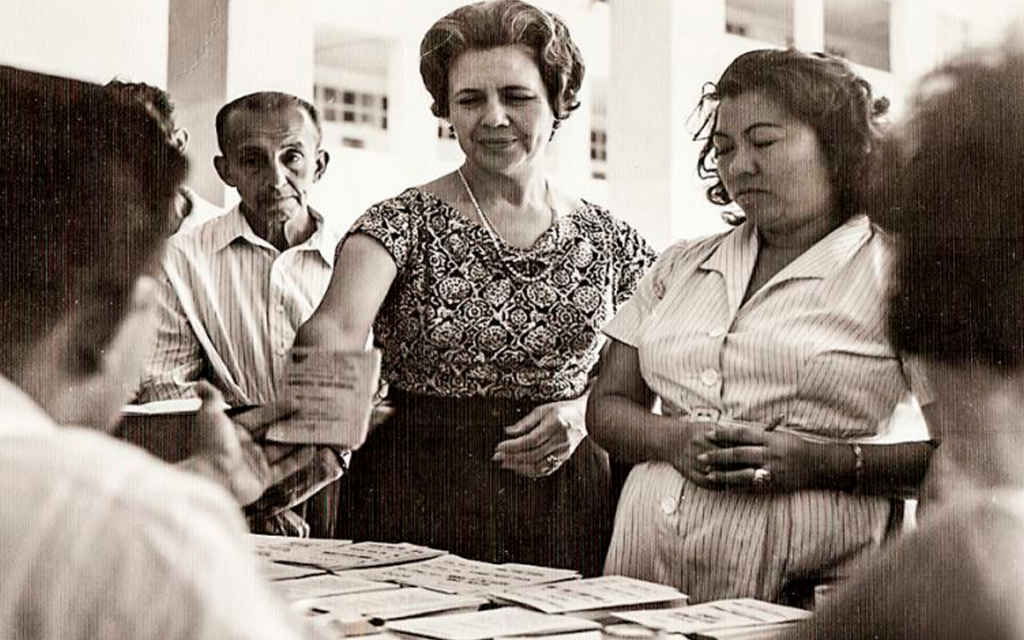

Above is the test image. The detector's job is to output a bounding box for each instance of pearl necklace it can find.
[456,168,559,283]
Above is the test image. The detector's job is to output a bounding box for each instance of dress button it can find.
[660,497,677,515]
[276,303,285,312]
[708,328,726,339]
[276,348,286,356]
[700,369,720,387]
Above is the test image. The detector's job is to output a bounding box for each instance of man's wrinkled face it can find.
[215,106,326,226]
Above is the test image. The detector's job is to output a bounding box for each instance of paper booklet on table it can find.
[490,575,688,618]
[251,534,353,563]
[255,539,446,572]
[274,573,401,603]
[613,598,812,636]
[356,554,580,596]
[386,606,602,640]
[303,586,488,622]
[258,560,326,582]
[264,347,381,448]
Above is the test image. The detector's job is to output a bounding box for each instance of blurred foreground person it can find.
[0,66,316,639]
[105,79,223,234]
[780,39,1024,640]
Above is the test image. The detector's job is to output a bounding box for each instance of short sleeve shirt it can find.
[605,215,925,439]
[350,188,656,401]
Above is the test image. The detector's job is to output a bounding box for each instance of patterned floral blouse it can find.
[351,188,657,401]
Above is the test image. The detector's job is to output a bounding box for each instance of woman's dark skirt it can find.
[336,389,613,576]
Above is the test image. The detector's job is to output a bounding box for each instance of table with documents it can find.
[253,536,812,640]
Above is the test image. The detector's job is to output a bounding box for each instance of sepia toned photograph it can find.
[3,0,1024,638]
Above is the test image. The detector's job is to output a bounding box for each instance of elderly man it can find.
[135,91,343,535]
[105,79,223,234]
[136,91,338,408]
[0,66,319,639]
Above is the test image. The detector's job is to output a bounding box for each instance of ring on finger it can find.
[752,467,772,489]
[540,453,560,474]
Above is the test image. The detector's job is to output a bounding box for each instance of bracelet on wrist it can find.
[849,442,865,493]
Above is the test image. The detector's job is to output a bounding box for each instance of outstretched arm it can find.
[294,233,397,352]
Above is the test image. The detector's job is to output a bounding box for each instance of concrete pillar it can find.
[168,0,315,206]
[386,38,440,167]
[607,0,728,248]
[794,0,826,51]
[889,0,938,82]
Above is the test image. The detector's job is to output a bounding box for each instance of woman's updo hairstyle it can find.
[695,48,889,225]
[419,0,585,123]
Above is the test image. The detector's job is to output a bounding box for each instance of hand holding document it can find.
[490,576,687,616]
[265,347,381,448]
[613,599,812,636]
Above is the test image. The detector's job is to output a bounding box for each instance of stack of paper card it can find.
[274,573,401,603]
[490,575,688,620]
[251,534,352,562]
[302,586,488,622]
[613,598,812,638]
[258,560,326,582]
[250,536,446,572]
[387,606,602,640]
[357,554,580,596]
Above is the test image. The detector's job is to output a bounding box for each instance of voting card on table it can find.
[614,598,811,635]
[491,575,687,615]
[386,606,601,640]
[358,554,579,595]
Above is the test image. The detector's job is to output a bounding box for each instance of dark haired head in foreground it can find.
[0,66,315,639]
[779,39,1024,640]
[879,45,1024,369]
[0,66,184,425]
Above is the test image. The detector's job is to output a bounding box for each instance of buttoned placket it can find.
[268,250,294,391]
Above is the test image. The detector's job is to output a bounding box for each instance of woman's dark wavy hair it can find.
[878,43,1024,369]
[419,0,585,122]
[695,48,889,225]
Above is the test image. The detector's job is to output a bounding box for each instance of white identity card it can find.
[491,575,687,614]
[613,598,812,634]
[361,554,580,595]
[274,573,400,603]
[310,586,488,622]
[386,606,601,640]
[267,347,381,448]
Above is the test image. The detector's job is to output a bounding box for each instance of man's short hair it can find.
[0,66,187,366]
[214,92,322,153]
[105,79,177,139]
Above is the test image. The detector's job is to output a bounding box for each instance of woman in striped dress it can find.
[587,49,935,604]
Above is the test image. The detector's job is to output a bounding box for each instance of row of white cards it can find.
[254,536,810,640]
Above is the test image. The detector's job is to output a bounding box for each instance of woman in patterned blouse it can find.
[295,0,655,575]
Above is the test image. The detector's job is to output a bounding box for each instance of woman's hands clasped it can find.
[670,419,824,493]
[492,397,588,479]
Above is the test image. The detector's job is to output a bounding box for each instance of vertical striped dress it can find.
[602,215,927,603]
